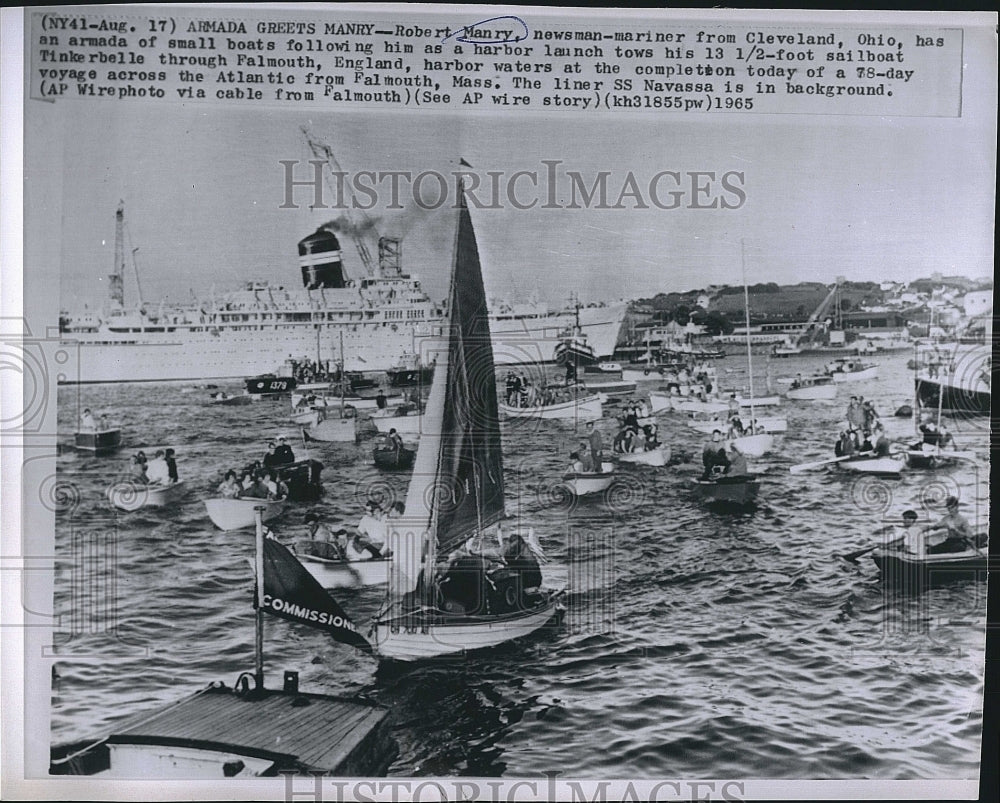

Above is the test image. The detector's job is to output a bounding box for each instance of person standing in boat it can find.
[165,448,179,483]
[586,421,604,470]
[99,414,111,431]
[274,436,295,465]
[386,428,404,454]
[376,389,388,411]
[263,442,280,469]
[701,430,727,479]
[846,396,865,433]
[79,408,96,431]
[862,400,880,431]
[218,470,241,499]
[146,450,170,485]
[872,425,891,457]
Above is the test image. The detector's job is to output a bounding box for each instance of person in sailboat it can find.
[146,449,170,485]
[218,470,241,499]
[495,529,544,612]
[274,436,296,464]
[722,441,749,479]
[79,408,97,431]
[586,421,604,470]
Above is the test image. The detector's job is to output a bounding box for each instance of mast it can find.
[741,241,756,429]
[339,328,345,417]
[253,506,266,689]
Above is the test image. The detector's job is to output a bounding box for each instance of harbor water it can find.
[50,351,988,779]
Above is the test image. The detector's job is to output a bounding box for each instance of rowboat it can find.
[372,444,415,470]
[204,497,287,531]
[291,391,401,412]
[209,392,253,406]
[729,432,774,458]
[784,376,837,400]
[74,428,122,455]
[872,542,988,587]
[294,540,389,588]
[561,462,616,496]
[616,446,670,467]
[107,480,187,512]
[499,395,603,421]
[369,409,424,436]
[837,455,906,476]
[694,475,760,506]
[903,444,957,470]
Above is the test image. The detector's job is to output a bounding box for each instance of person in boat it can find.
[303,513,347,561]
[243,471,271,500]
[586,421,604,470]
[791,372,804,390]
[218,470,241,499]
[262,441,280,469]
[274,436,295,465]
[376,389,387,410]
[834,431,851,457]
[165,448,179,483]
[723,442,749,478]
[727,414,745,438]
[642,421,660,449]
[623,405,639,434]
[858,430,875,454]
[568,451,585,474]
[127,454,148,484]
[79,408,96,431]
[386,428,404,454]
[265,470,288,501]
[846,396,865,433]
[146,449,170,485]
[938,426,956,451]
[922,496,976,554]
[727,393,740,418]
[498,529,544,610]
[872,425,891,458]
[99,414,110,431]
[701,430,728,479]
[862,400,880,431]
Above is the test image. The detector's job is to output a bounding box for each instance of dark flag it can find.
[258,537,371,652]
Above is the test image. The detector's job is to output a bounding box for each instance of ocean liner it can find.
[58,203,627,384]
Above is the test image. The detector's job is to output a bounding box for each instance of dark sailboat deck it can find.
[52,683,396,776]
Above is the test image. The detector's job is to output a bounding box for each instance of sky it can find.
[24,21,997,314]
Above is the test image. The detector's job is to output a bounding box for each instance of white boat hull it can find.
[688,416,787,434]
[582,379,637,397]
[838,456,905,476]
[830,366,879,383]
[297,552,389,589]
[621,367,663,383]
[107,480,187,511]
[562,462,616,495]
[369,411,424,435]
[499,396,603,421]
[617,446,670,467]
[204,497,287,531]
[372,597,559,661]
[303,417,357,443]
[785,383,838,400]
[729,432,774,457]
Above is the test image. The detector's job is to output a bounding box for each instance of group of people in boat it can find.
[429,526,545,616]
[286,355,338,385]
[568,421,606,474]
[834,396,890,458]
[504,372,579,408]
[886,497,984,556]
[701,430,750,480]
[127,449,179,485]
[299,508,392,562]
[218,466,289,501]
[612,401,660,454]
[660,360,717,396]
[78,408,112,432]
[908,413,956,453]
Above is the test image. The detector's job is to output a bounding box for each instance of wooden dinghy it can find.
[204,497,287,531]
[107,480,187,512]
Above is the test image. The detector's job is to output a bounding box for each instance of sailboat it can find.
[302,330,358,443]
[370,183,563,662]
[727,246,778,458]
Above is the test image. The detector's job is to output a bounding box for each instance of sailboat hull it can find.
[785,383,838,400]
[369,411,424,436]
[730,433,774,457]
[303,418,357,443]
[295,548,389,589]
[204,498,287,531]
[562,463,616,495]
[372,596,560,661]
[688,416,787,434]
[499,396,603,421]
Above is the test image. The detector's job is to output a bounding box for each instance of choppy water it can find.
[50,352,988,779]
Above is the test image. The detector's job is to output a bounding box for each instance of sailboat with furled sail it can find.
[371,181,563,661]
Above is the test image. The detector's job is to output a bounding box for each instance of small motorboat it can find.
[74,428,122,455]
[825,358,879,383]
[616,445,671,467]
[872,538,988,587]
[268,459,324,501]
[209,391,253,406]
[107,480,187,512]
[784,375,838,401]
[244,375,297,396]
[499,395,603,421]
[694,474,760,507]
[372,444,415,470]
[302,415,357,443]
[561,462,616,496]
[204,497,287,531]
[837,455,906,477]
[294,540,389,589]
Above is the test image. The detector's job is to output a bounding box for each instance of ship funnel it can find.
[298,227,347,289]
